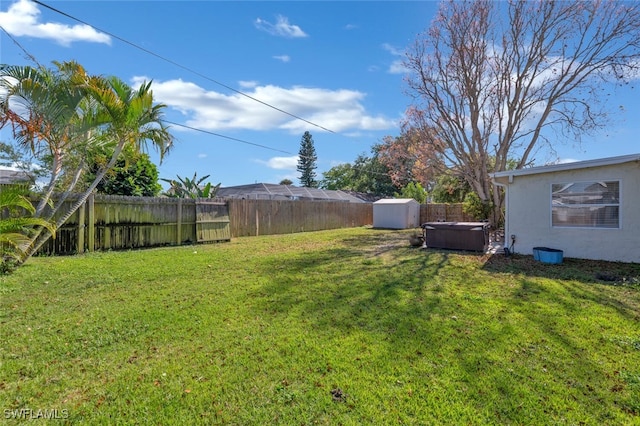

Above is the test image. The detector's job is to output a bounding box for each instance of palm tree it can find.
[0,62,102,216]
[161,172,220,199]
[24,76,174,260]
[1,62,173,265]
[0,185,55,271]
[85,76,173,190]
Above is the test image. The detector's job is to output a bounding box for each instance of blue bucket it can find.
[533,247,563,264]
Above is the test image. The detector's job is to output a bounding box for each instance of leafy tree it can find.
[378,126,444,191]
[0,142,17,167]
[462,191,492,222]
[320,150,396,196]
[86,147,162,196]
[430,173,471,204]
[351,150,398,197]
[297,131,318,188]
[0,61,173,265]
[404,0,640,223]
[395,182,427,204]
[161,172,220,199]
[320,163,356,191]
[0,185,55,273]
[279,178,293,186]
[0,62,97,212]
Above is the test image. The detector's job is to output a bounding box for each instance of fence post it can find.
[255,208,259,236]
[104,202,111,250]
[87,193,95,252]
[176,198,182,245]
[77,199,85,254]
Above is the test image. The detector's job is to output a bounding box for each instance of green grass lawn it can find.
[1,227,639,425]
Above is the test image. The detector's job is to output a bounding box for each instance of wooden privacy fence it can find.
[38,195,374,255]
[227,199,373,237]
[40,194,231,255]
[420,203,475,223]
[35,194,468,255]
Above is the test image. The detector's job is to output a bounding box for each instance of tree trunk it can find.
[19,143,125,264]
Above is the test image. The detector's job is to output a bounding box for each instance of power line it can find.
[1,15,395,180]
[32,0,336,134]
[0,25,43,67]
[164,120,298,157]
[0,23,308,159]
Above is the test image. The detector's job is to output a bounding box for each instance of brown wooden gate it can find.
[195,200,231,243]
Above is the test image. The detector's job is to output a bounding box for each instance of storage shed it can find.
[373,198,420,229]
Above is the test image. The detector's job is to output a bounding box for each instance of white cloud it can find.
[273,55,291,63]
[381,43,409,74]
[0,164,22,171]
[382,43,403,56]
[0,0,111,46]
[254,15,308,38]
[239,80,258,89]
[626,60,640,80]
[132,77,396,134]
[345,24,358,31]
[557,158,579,164]
[198,153,208,159]
[257,156,298,170]
[388,59,410,75]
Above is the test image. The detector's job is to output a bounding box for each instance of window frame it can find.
[550,179,621,229]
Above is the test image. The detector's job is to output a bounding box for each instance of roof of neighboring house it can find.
[0,168,31,185]
[216,183,372,203]
[492,153,640,181]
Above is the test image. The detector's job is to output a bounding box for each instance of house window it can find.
[551,180,619,228]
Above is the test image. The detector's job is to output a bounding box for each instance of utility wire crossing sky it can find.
[1,0,639,187]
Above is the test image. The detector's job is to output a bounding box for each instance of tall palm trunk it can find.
[20,142,125,263]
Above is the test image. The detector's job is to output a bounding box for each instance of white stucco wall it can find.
[499,161,640,262]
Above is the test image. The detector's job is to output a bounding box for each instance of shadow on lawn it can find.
[483,253,640,322]
[249,229,450,333]
[483,253,640,285]
[247,230,640,419]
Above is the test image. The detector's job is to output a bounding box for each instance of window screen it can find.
[551,181,619,228]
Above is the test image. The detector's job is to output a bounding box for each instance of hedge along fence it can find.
[33,194,468,255]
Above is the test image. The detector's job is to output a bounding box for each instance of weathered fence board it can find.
[38,195,231,255]
[227,199,373,237]
[31,194,470,255]
[421,203,475,223]
[195,200,231,243]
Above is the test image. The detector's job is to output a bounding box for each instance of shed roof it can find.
[373,198,419,205]
[217,183,370,203]
[492,153,640,181]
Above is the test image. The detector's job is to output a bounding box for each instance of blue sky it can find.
[1,0,639,188]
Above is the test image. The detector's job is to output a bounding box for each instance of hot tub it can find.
[421,222,490,252]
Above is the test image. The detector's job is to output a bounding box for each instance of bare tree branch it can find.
[404,0,640,224]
